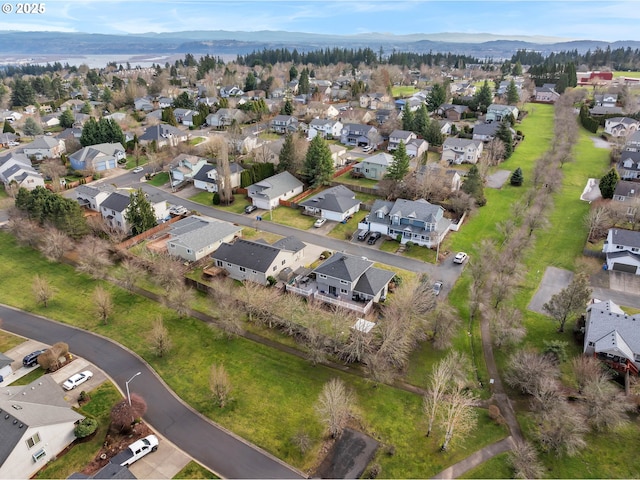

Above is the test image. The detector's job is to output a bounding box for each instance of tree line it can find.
[512,46,640,71]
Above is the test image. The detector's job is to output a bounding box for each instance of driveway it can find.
[0,305,302,479]
[485,170,511,189]
[527,266,573,314]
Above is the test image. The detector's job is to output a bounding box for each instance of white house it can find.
[22,137,66,160]
[75,184,116,211]
[604,117,640,137]
[193,162,245,193]
[0,376,84,479]
[166,215,242,262]
[307,119,343,141]
[388,130,417,152]
[0,152,44,190]
[485,104,519,123]
[247,171,304,210]
[299,185,361,222]
[100,190,168,233]
[603,228,640,274]
[441,138,483,165]
[352,152,393,180]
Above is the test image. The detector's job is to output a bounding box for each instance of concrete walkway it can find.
[431,437,515,479]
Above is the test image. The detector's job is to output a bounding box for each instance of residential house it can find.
[388,130,417,151]
[583,299,640,376]
[69,143,125,172]
[103,112,127,123]
[196,96,218,108]
[307,119,343,141]
[309,79,333,99]
[312,252,395,304]
[360,198,452,248]
[40,114,60,128]
[375,109,393,125]
[359,93,391,110]
[169,154,208,184]
[219,86,244,98]
[305,102,339,119]
[75,184,116,211]
[625,131,640,152]
[0,110,22,123]
[352,152,393,180]
[604,117,640,137]
[534,84,560,103]
[594,93,618,108]
[156,97,173,108]
[138,124,188,148]
[299,185,361,222]
[590,105,624,116]
[167,215,242,262]
[442,138,483,165]
[0,352,12,383]
[438,120,453,136]
[497,78,524,96]
[485,104,519,123]
[340,123,379,147]
[577,71,613,86]
[73,113,90,127]
[213,236,306,284]
[329,144,348,167]
[0,132,18,147]
[617,150,640,180]
[193,162,244,193]
[406,139,429,159]
[270,115,299,134]
[59,99,85,112]
[437,104,470,121]
[612,180,639,204]
[603,228,640,274]
[417,163,462,192]
[472,122,515,142]
[100,190,168,233]
[205,108,246,128]
[0,152,43,191]
[134,97,154,111]
[22,137,66,160]
[247,171,304,210]
[0,376,84,479]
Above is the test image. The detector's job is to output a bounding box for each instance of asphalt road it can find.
[0,305,302,479]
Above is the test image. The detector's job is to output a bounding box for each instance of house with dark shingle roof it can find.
[100,190,168,233]
[193,162,244,193]
[69,143,125,172]
[167,216,241,261]
[617,150,640,180]
[139,124,188,148]
[0,375,84,479]
[603,228,640,274]
[442,138,483,165]
[604,117,640,137]
[75,184,116,211]
[212,236,306,284]
[247,171,304,210]
[0,152,43,190]
[22,136,66,160]
[361,198,452,248]
[625,131,640,152]
[299,185,360,222]
[388,130,417,152]
[613,180,639,204]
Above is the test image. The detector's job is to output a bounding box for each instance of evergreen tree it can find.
[161,107,178,126]
[80,117,125,147]
[385,141,411,181]
[510,167,524,186]
[59,109,75,129]
[278,134,296,173]
[473,80,493,113]
[401,104,415,131]
[281,99,294,116]
[461,165,486,206]
[414,105,430,137]
[427,83,447,112]
[244,71,257,92]
[567,62,578,88]
[125,189,157,236]
[172,92,195,109]
[80,117,100,146]
[556,73,568,94]
[424,119,444,146]
[495,121,514,159]
[101,87,113,104]
[289,65,298,80]
[599,168,619,199]
[511,61,523,76]
[506,79,520,105]
[23,117,43,136]
[303,135,334,187]
[11,78,36,107]
[81,101,92,115]
[3,120,15,133]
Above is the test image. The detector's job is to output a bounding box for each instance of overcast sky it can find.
[0,1,638,42]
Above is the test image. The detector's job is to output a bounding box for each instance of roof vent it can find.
[4,414,8,420]
[13,419,17,424]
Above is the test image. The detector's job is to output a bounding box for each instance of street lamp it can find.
[125,372,141,406]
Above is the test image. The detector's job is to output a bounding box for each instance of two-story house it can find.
[351,152,393,180]
[307,119,343,141]
[436,104,470,121]
[387,130,417,152]
[617,150,640,180]
[299,185,361,222]
[485,104,519,123]
[167,215,242,262]
[0,152,44,191]
[594,93,618,108]
[138,124,188,149]
[169,154,208,184]
[359,93,391,110]
[100,191,168,233]
[625,131,640,152]
[270,115,299,134]
[603,228,640,273]
[69,143,126,172]
[360,198,452,248]
[213,236,306,284]
[247,171,304,210]
[604,117,640,137]
[75,184,116,211]
[441,138,483,165]
[340,123,379,147]
[193,162,244,193]
[22,137,66,160]
[206,108,246,128]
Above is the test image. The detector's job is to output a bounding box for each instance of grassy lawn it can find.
[148,172,169,187]
[241,228,283,244]
[189,192,251,214]
[125,154,148,169]
[379,239,399,253]
[391,86,419,97]
[0,330,24,352]
[403,243,437,264]
[34,382,122,479]
[174,462,219,479]
[354,192,381,204]
[0,231,506,477]
[613,71,640,78]
[460,452,512,478]
[334,171,380,189]
[189,136,206,146]
[266,207,316,230]
[258,132,280,141]
[10,367,45,386]
[327,211,368,240]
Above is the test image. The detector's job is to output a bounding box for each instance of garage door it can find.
[612,263,638,274]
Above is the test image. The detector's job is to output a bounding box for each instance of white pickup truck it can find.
[111,435,159,467]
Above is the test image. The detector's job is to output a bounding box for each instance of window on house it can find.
[282,260,286,265]
[616,245,623,249]
[227,263,232,267]
[633,248,639,252]
[186,249,192,254]
[26,433,41,449]
[216,260,222,267]
[239,267,246,272]
[588,341,595,347]
[32,448,46,462]
[340,288,348,294]
[340,280,348,285]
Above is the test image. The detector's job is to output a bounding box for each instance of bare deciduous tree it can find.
[39,227,72,261]
[438,385,478,451]
[584,205,613,242]
[582,371,630,431]
[39,158,67,192]
[315,378,354,438]
[536,401,587,457]
[489,306,526,348]
[76,236,113,279]
[8,217,41,248]
[164,282,195,318]
[32,274,54,307]
[505,350,559,398]
[93,285,113,325]
[428,304,462,350]
[209,363,232,408]
[543,272,592,332]
[151,253,186,291]
[509,440,545,479]
[117,258,144,291]
[571,355,604,393]
[149,316,172,357]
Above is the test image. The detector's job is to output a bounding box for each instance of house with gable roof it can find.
[485,104,519,123]
[0,152,43,191]
[193,162,244,193]
[534,84,560,103]
[583,299,640,377]
[612,180,639,206]
[205,108,246,128]
[351,152,393,180]
[22,136,66,160]
[299,185,360,222]
[247,171,304,210]
[100,190,168,233]
[69,143,125,172]
[166,215,242,261]
[307,118,343,141]
[617,150,640,180]
[340,123,379,147]
[169,154,208,184]
[75,184,116,211]
[270,115,299,134]
[603,228,640,274]
[139,124,188,148]
[213,236,306,284]
[0,375,84,479]
[436,104,470,121]
[442,138,483,164]
[625,131,640,152]
[604,117,640,137]
[360,198,452,248]
[388,130,417,152]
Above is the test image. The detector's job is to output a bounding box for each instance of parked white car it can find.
[453,252,468,264]
[62,370,93,390]
[132,166,144,174]
[314,217,327,228]
[113,435,159,467]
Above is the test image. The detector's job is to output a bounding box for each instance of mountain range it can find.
[1,30,639,59]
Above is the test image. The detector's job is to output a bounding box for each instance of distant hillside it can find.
[0,30,639,59]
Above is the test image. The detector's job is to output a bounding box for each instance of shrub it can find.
[488,404,505,424]
[266,275,277,286]
[367,463,382,479]
[110,394,147,433]
[212,192,220,205]
[543,340,569,364]
[74,417,98,438]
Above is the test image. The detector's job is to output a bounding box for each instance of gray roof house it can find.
[22,136,66,160]
[360,198,452,248]
[603,228,640,274]
[625,131,640,152]
[442,138,483,165]
[617,150,640,180]
[604,117,640,137]
[139,124,188,148]
[167,215,242,262]
[247,171,304,210]
[206,108,246,128]
[583,299,640,375]
[613,180,639,204]
[75,184,116,211]
[0,152,43,190]
[299,185,361,222]
[352,152,393,180]
[100,190,168,233]
[0,375,84,479]
[485,104,519,123]
[388,130,417,151]
[340,123,379,147]
[213,236,306,285]
[69,143,125,172]
[193,162,244,193]
[270,115,299,134]
[0,352,12,383]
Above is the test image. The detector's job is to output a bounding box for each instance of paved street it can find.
[0,305,302,479]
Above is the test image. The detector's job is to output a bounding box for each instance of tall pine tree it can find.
[401,104,415,131]
[385,141,411,181]
[278,134,296,173]
[125,189,157,236]
[303,135,334,188]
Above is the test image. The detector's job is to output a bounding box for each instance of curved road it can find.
[0,304,302,479]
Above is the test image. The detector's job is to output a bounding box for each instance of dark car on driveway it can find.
[367,232,381,245]
[23,349,47,367]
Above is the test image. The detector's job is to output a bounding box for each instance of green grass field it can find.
[334,171,380,188]
[613,71,640,78]
[189,192,251,214]
[148,172,169,187]
[0,330,24,352]
[125,155,148,169]
[327,211,368,240]
[173,462,220,479]
[391,86,420,98]
[266,207,316,230]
